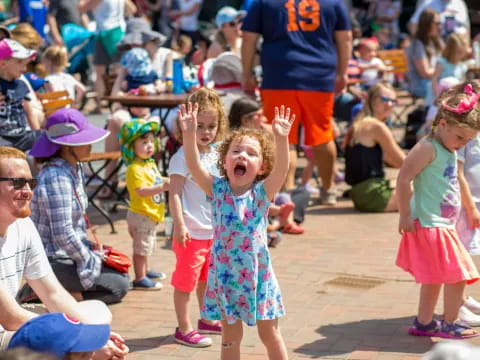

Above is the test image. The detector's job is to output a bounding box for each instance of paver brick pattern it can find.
[87,167,480,360]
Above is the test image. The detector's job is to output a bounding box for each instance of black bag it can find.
[402,105,427,149]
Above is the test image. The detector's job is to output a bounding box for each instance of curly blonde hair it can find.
[432,80,480,132]
[217,128,274,182]
[175,87,227,144]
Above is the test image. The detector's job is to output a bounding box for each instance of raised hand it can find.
[177,102,199,134]
[272,105,295,138]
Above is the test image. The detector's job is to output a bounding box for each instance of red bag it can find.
[102,245,132,274]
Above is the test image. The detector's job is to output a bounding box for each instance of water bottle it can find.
[172,59,184,94]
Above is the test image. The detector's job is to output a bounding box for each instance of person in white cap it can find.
[0,38,41,152]
[207,6,246,59]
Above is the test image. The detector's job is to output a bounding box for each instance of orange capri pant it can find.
[171,238,213,292]
[261,89,335,146]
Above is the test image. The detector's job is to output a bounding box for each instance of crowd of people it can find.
[0,0,478,359]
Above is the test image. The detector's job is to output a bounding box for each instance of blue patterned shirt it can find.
[30,157,102,289]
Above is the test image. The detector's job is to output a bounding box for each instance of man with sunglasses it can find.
[0,147,128,359]
[241,0,352,206]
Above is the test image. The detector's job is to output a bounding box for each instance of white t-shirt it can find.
[45,73,82,101]
[93,0,126,32]
[358,57,384,87]
[0,218,52,331]
[458,135,480,203]
[168,145,220,239]
[152,47,174,79]
[178,0,202,32]
[411,0,469,37]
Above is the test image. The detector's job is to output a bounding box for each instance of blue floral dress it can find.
[201,177,285,326]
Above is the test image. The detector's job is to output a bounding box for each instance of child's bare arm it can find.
[23,100,40,130]
[264,106,295,200]
[168,174,190,247]
[177,103,214,197]
[135,176,169,197]
[396,139,435,234]
[458,160,480,229]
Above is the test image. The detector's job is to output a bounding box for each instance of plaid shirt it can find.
[30,157,102,289]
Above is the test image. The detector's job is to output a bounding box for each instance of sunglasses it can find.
[0,177,38,190]
[380,95,397,105]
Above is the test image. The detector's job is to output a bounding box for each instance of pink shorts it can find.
[171,238,213,292]
[396,220,479,284]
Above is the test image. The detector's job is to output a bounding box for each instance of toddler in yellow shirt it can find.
[119,119,169,290]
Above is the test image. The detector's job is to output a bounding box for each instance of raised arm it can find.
[177,103,214,197]
[263,106,295,200]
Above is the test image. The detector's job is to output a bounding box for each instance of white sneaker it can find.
[465,296,480,314]
[320,188,337,206]
[458,305,480,327]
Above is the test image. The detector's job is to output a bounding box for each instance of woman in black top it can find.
[344,83,405,212]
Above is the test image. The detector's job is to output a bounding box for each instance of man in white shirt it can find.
[0,147,128,360]
[409,0,470,39]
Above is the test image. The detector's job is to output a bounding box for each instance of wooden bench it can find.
[37,90,73,117]
[377,49,421,124]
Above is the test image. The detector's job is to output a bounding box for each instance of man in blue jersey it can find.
[241,0,352,205]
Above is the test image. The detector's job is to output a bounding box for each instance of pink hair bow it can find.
[442,84,480,114]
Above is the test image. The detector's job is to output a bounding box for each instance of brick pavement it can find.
[85,165,480,360]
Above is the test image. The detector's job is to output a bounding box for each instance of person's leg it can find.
[133,255,147,281]
[196,280,217,326]
[94,65,106,108]
[174,288,194,334]
[83,266,130,304]
[221,320,243,360]
[103,111,129,182]
[417,283,442,325]
[257,319,288,360]
[49,258,86,301]
[384,188,398,212]
[313,140,336,193]
[284,147,298,191]
[444,281,467,323]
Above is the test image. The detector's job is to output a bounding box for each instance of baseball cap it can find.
[0,38,36,60]
[24,72,46,91]
[29,108,110,158]
[215,6,246,28]
[8,313,111,357]
[120,48,153,77]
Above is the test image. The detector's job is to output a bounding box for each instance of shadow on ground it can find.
[127,335,175,353]
[294,316,434,358]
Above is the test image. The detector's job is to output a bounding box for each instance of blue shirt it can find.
[30,158,103,290]
[18,0,48,38]
[242,0,351,92]
[0,78,30,138]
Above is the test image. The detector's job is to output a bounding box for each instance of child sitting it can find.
[120,47,162,94]
[119,119,170,290]
[357,39,388,89]
[42,45,86,108]
[0,38,41,151]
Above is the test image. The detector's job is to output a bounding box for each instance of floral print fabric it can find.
[201,177,285,326]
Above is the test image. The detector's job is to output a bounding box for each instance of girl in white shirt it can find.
[42,46,86,108]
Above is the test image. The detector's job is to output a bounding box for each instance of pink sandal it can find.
[174,328,212,347]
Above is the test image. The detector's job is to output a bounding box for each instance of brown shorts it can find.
[127,211,159,256]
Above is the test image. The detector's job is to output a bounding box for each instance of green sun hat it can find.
[118,118,160,165]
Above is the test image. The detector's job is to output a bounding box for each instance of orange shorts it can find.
[261,89,335,146]
[171,238,213,292]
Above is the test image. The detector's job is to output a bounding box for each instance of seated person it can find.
[29,109,130,305]
[0,38,41,151]
[8,313,111,360]
[357,38,388,89]
[42,46,86,108]
[119,47,163,94]
[0,146,127,359]
[344,83,405,212]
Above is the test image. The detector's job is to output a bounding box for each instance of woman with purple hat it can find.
[28,108,130,304]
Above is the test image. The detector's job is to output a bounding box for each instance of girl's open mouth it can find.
[234,164,246,176]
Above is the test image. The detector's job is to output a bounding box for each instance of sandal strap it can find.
[441,321,474,337]
[414,318,440,332]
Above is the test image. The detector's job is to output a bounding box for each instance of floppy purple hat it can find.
[30,108,110,158]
